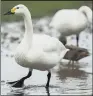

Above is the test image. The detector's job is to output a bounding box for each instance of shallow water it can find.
[1,17,92,95]
[1,55,92,95]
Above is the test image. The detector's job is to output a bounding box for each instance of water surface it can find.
[1,17,92,95]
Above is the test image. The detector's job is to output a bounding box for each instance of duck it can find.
[4,4,69,88]
[49,6,92,47]
[64,45,89,67]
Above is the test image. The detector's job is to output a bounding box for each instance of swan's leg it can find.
[7,70,32,88]
[46,71,51,88]
[76,34,79,47]
[72,61,75,69]
[46,86,50,96]
[68,60,72,68]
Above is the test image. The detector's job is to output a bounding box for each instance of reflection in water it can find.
[46,87,50,96]
[6,84,60,96]
[7,85,51,96]
[57,64,88,80]
[9,93,24,96]
[8,88,25,96]
[7,89,24,96]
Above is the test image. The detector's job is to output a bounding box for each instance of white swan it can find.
[4,4,69,88]
[49,6,92,47]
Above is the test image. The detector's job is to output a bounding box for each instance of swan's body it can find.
[15,33,67,71]
[49,6,92,46]
[4,4,68,88]
[50,9,87,36]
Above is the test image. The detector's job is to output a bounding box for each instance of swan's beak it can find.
[4,8,16,15]
[4,11,14,15]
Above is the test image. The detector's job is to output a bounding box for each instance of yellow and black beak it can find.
[4,8,16,15]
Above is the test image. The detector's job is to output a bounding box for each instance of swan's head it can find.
[4,4,29,16]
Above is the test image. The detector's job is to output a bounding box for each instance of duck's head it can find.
[4,4,29,16]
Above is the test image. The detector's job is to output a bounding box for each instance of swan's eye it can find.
[16,7,19,9]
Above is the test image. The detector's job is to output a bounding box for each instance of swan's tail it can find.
[60,48,69,61]
[52,48,69,72]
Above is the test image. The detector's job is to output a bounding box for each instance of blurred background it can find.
[2,1,92,21]
[1,1,92,95]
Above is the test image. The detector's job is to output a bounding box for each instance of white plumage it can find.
[49,6,92,46]
[4,4,69,88]
[13,4,68,71]
[15,33,68,71]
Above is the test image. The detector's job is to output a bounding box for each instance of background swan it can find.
[49,6,92,47]
[4,4,69,88]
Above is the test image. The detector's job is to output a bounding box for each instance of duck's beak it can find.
[4,11,14,15]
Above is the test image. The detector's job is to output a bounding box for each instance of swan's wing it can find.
[41,35,69,60]
[44,37,66,52]
[33,34,67,53]
[27,34,69,66]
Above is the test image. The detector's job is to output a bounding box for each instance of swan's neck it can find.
[79,6,92,24]
[24,12,33,33]
[22,10,33,48]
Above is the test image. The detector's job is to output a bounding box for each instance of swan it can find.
[49,6,92,47]
[4,4,69,88]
